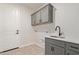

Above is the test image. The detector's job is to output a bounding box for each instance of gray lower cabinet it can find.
[45,37,79,55]
[66,42,79,55]
[45,38,65,55]
[45,42,52,55]
[49,43,65,55]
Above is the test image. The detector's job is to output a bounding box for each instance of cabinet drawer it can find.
[66,50,79,55]
[66,42,79,52]
[45,38,65,47]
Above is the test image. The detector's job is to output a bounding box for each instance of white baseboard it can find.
[19,42,35,48]
[35,42,45,48]
[35,42,45,54]
[19,42,45,49]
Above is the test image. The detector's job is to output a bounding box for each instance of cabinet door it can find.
[45,42,65,55]
[45,42,54,55]
[49,43,65,55]
[40,6,48,23]
[66,50,79,55]
[0,8,20,52]
[31,14,36,25]
[31,11,40,25]
[35,11,41,24]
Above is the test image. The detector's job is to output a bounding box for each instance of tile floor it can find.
[0,44,44,55]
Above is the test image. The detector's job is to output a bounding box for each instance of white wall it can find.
[20,3,79,47]
[0,4,38,51]
[17,3,45,47]
[52,3,79,41]
[1,3,79,50]
[19,6,37,47]
[30,3,79,47]
[29,4,55,47]
[0,4,22,51]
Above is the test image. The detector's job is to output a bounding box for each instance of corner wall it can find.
[31,3,79,47]
[52,3,79,41]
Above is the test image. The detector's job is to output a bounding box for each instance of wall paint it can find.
[1,3,79,51]
[30,3,79,47]
[0,4,22,51]
[19,6,37,47]
[0,4,39,51]
[52,3,79,41]
[18,3,45,47]
[29,4,55,47]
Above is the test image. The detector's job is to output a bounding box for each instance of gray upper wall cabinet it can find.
[31,4,53,26]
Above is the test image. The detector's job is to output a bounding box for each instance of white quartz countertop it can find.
[45,36,79,44]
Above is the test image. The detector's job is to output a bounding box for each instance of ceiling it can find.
[0,3,45,13]
[22,3,45,13]
[0,3,45,7]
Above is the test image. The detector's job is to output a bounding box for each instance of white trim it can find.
[35,42,45,54]
[19,42,35,48]
[35,42,45,48]
[19,41,45,49]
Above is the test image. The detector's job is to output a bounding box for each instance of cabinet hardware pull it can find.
[16,30,19,34]
[71,46,78,49]
[51,47,54,51]
[67,53,70,55]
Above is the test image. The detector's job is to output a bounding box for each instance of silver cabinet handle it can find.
[67,53,70,55]
[51,47,54,51]
[71,46,78,49]
[16,30,19,34]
